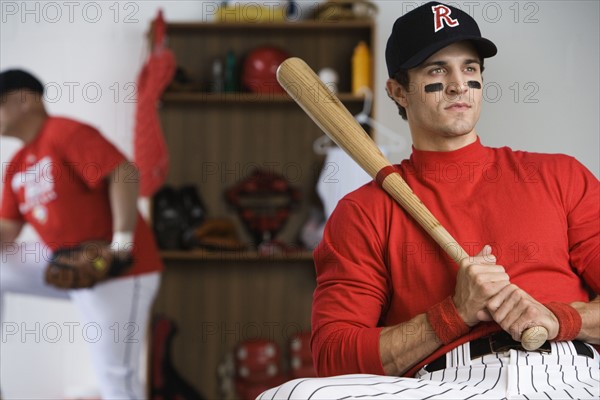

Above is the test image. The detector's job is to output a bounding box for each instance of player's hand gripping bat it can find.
[276,57,548,351]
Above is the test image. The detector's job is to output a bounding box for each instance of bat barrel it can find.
[277,57,389,178]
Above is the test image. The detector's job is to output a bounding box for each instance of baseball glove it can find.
[45,241,134,289]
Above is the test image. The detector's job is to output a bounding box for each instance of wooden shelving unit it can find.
[161,92,365,104]
[152,19,375,399]
[167,20,374,31]
[160,249,314,262]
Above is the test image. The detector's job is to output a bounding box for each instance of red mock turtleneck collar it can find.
[405,137,492,183]
[410,137,489,166]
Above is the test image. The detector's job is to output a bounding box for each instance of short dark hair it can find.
[0,69,44,98]
[390,69,410,120]
[389,59,485,121]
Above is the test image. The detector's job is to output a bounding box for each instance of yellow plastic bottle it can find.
[352,41,371,95]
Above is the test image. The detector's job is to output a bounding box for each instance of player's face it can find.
[392,41,483,149]
[0,91,26,137]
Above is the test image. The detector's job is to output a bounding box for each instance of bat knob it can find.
[521,326,549,351]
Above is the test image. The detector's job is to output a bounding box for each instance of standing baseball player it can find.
[0,69,164,399]
[261,2,599,399]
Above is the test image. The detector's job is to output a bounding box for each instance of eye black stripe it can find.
[424,83,444,92]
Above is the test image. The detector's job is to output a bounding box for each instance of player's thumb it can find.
[476,309,493,322]
[474,244,496,264]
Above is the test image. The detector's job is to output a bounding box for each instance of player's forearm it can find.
[0,220,23,253]
[571,296,600,344]
[379,313,442,376]
[108,161,139,234]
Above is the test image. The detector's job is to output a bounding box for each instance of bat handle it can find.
[521,326,549,350]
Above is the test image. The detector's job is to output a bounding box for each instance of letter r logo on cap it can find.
[432,5,459,32]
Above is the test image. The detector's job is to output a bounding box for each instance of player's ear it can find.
[386,78,408,108]
[19,90,42,112]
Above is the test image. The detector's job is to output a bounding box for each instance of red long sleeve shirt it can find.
[312,138,599,377]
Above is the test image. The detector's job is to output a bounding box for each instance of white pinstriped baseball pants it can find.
[259,341,600,399]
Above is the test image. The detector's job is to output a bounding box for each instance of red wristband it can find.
[426,296,470,344]
[544,302,582,341]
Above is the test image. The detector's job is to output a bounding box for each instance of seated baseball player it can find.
[260,2,599,399]
[0,69,164,399]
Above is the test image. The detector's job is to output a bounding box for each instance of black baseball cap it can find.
[386,2,497,77]
[0,69,44,97]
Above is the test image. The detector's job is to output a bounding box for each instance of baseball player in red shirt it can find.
[0,69,164,399]
[261,2,599,399]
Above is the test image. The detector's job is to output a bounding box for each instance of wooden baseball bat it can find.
[276,57,548,351]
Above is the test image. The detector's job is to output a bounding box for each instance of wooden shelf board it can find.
[167,20,374,32]
[160,249,314,262]
[161,92,365,104]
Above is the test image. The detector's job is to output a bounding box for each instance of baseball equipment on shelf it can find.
[289,331,317,379]
[182,218,245,251]
[242,46,290,94]
[235,339,281,383]
[153,186,186,249]
[234,339,286,400]
[226,169,300,248]
[179,184,209,249]
[150,315,206,400]
[309,0,378,21]
[45,241,133,289]
[153,184,208,250]
[180,185,207,227]
[276,57,548,351]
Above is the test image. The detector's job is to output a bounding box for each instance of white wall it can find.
[374,1,599,177]
[1,0,598,397]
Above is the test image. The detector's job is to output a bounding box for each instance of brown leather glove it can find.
[45,241,134,289]
[185,218,246,251]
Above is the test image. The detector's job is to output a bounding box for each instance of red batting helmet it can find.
[242,46,290,94]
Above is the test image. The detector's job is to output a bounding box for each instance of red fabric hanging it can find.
[134,9,176,197]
